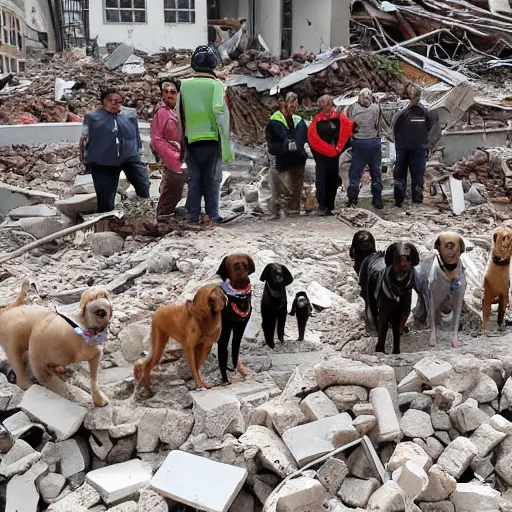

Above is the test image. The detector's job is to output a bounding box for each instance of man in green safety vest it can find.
[177,45,233,224]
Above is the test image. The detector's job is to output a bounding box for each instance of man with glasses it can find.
[79,88,150,213]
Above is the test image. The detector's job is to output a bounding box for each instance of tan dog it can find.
[134,284,227,389]
[0,278,30,315]
[0,287,113,407]
[483,227,512,331]
[302,183,317,214]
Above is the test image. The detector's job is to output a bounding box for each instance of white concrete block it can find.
[275,476,325,512]
[414,358,453,387]
[394,461,429,500]
[398,370,423,393]
[57,437,90,478]
[370,387,402,443]
[21,385,87,441]
[86,459,152,505]
[150,450,247,512]
[6,461,48,512]
[0,439,41,478]
[300,391,339,421]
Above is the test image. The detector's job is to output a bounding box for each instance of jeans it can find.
[313,150,340,212]
[185,141,222,222]
[90,161,150,213]
[393,148,427,205]
[347,137,383,202]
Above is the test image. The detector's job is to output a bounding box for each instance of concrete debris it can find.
[273,476,325,512]
[418,465,457,502]
[450,482,503,512]
[300,391,339,421]
[0,439,41,478]
[39,473,66,504]
[317,457,349,494]
[371,387,402,443]
[338,477,380,509]
[400,409,435,439]
[436,437,478,479]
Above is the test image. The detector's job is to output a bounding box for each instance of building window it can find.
[105,0,146,23]
[164,0,196,23]
[0,8,23,51]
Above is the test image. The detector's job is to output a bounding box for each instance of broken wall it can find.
[23,0,56,52]
[87,0,208,54]
[218,0,249,19]
[255,0,282,57]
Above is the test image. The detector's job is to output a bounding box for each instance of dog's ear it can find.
[217,256,230,281]
[494,231,498,244]
[289,296,297,316]
[458,236,466,254]
[281,265,294,286]
[384,243,398,267]
[349,245,355,259]
[246,255,256,275]
[260,264,270,282]
[78,289,92,318]
[434,235,441,252]
[406,243,420,266]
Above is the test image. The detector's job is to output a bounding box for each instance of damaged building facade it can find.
[0,0,25,73]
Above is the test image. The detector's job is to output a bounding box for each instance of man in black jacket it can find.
[392,85,437,207]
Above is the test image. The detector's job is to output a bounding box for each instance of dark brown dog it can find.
[134,284,227,389]
[483,227,512,331]
[217,253,255,383]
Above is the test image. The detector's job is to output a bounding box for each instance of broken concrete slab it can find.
[398,370,423,393]
[8,204,59,220]
[20,385,88,441]
[5,461,48,512]
[315,361,392,390]
[89,431,114,461]
[46,483,101,512]
[0,439,41,478]
[448,399,490,433]
[366,480,406,512]
[86,459,152,505]
[274,476,325,512]
[388,441,432,472]
[436,437,478,479]
[338,477,380,509]
[55,193,99,219]
[39,472,66,504]
[370,387,402,443]
[414,358,453,387]
[300,391,339,421]
[317,457,349,494]
[150,450,247,512]
[57,437,90,478]
[418,465,456,502]
[400,409,434,439]
[450,482,502,512]
[469,423,506,457]
[394,461,428,500]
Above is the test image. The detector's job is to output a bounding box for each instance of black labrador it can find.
[349,229,377,276]
[290,291,312,342]
[359,241,419,354]
[260,263,293,349]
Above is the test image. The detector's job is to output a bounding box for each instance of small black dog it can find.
[349,230,377,275]
[260,263,293,349]
[290,292,312,341]
[359,241,419,354]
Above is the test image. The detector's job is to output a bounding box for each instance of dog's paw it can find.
[198,380,213,389]
[237,362,252,378]
[92,390,109,407]
[451,339,460,349]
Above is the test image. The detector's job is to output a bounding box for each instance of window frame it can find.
[104,0,147,25]
[164,0,196,25]
[0,7,24,51]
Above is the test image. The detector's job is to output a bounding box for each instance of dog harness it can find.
[58,312,108,346]
[493,255,511,266]
[376,266,414,303]
[221,280,251,320]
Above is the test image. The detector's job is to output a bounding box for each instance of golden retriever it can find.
[134,284,227,389]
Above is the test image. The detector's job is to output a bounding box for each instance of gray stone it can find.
[300,391,339,421]
[91,232,125,257]
[251,397,307,435]
[469,423,506,457]
[353,415,377,436]
[479,404,495,417]
[159,409,194,450]
[57,437,90,478]
[239,425,297,478]
[5,461,48,512]
[346,446,380,480]
[41,442,61,467]
[388,442,432,472]
[435,431,451,446]
[89,431,114,461]
[338,477,380,509]
[436,437,478,479]
[448,399,490,433]
[39,472,66,504]
[109,423,138,439]
[398,370,423,393]
[84,406,115,431]
[496,436,512,486]
[433,387,463,411]
[501,377,512,411]
[325,386,368,412]
[46,483,101,512]
[366,480,406,511]
[425,437,445,461]
[450,483,502,512]
[418,465,456,502]
[137,488,169,512]
[137,408,167,453]
[8,204,59,220]
[0,424,14,454]
[491,414,512,435]
[401,409,434,439]
[0,439,41,478]
[398,392,421,410]
[315,361,393,390]
[119,322,152,364]
[274,476,325,512]
[414,358,453,387]
[467,373,499,403]
[431,405,452,431]
[394,461,428,500]
[55,193,99,219]
[317,458,349,494]
[21,385,88,441]
[108,502,138,512]
[470,453,494,480]
[371,387,402,443]
[106,435,136,464]
[352,403,374,416]
[410,394,433,413]
[419,502,454,512]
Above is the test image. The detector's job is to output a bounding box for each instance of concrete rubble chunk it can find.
[469,423,506,457]
[137,488,169,512]
[0,438,41,478]
[55,193,99,219]
[39,472,66,504]
[431,404,452,431]
[496,435,512,486]
[150,450,247,512]
[353,403,374,416]
[317,457,349,494]
[57,437,90,478]
[388,441,432,472]
[448,399,490,434]
[282,413,359,467]
[450,482,502,512]
[106,434,136,464]
[0,424,14,454]
[86,459,153,505]
[491,414,512,435]
[46,483,101,512]
[471,453,494,480]
[89,430,114,461]
[280,365,319,400]
[91,232,125,257]
[500,376,512,411]
[353,415,377,436]
[346,445,380,480]
[433,387,463,411]
[21,384,88,441]
[370,387,402,443]
[325,385,368,412]
[315,361,392,390]
[400,409,435,439]
[300,391,339,421]
[419,502,454,512]
[251,396,307,435]
[425,436,445,461]
[273,476,325,512]
[436,437,478,479]
[5,461,48,512]
[84,406,115,431]
[398,370,423,393]
[338,477,380,509]
[366,480,406,511]
[414,358,453,387]
[435,431,451,446]
[467,373,499,403]
[108,502,137,512]
[191,390,245,438]
[394,461,429,500]
[9,203,59,220]
[3,411,38,439]
[418,464,456,502]
[159,409,194,449]
[239,425,297,478]
[137,408,167,453]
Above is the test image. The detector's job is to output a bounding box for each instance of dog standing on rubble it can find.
[0,286,113,406]
[413,231,467,348]
[483,227,512,331]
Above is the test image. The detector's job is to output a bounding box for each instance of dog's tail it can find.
[0,278,30,316]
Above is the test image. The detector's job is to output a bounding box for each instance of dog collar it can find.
[221,280,252,319]
[493,256,511,266]
[58,312,108,346]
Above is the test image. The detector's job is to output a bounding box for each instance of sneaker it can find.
[395,201,403,208]
[372,199,384,210]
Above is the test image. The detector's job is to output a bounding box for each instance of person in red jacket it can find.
[308,95,354,215]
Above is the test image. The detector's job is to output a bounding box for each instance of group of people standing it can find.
[80,45,436,220]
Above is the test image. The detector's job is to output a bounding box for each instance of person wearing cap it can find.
[265,92,308,218]
[345,88,384,210]
[150,77,185,219]
[308,94,354,216]
[79,88,150,213]
[177,45,233,224]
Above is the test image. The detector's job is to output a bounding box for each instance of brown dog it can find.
[134,284,227,389]
[0,278,30,315]
[0,287,113,407]
[483,227,512,331]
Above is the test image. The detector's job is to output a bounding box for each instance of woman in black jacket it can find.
[265,92,308,219]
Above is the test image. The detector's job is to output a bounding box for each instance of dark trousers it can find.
[313,150,340,212]
[347,138,383,202]
[90,162,150,213]
[393,148,427,205]
[217,308,250,383]
[156,168,187,217]
[186,141,221,223]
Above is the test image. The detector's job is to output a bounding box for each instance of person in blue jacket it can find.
[265,92,308,219]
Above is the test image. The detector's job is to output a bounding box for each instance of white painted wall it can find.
[88,0,208,54]
[330,0,350,49]
[255,0,281,56]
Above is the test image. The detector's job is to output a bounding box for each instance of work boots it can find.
[371,185,383,210]
[346,186,358,207]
